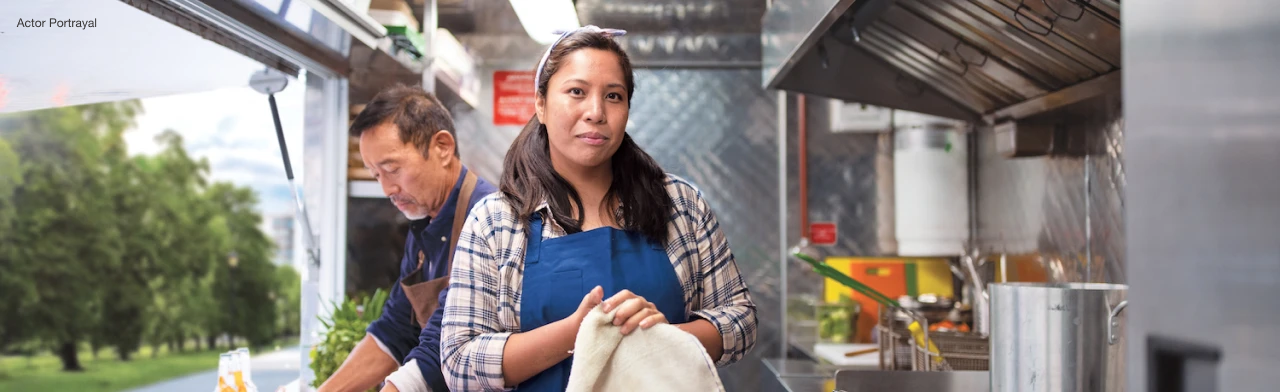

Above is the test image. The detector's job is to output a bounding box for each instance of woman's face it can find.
[536,48,630,173]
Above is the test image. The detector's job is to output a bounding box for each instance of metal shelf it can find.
[347,34,477,110]
[349,36,428,104]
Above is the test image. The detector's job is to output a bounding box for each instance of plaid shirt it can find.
[441,174,757,391]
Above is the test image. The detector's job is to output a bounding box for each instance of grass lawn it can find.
[0,339,296,392]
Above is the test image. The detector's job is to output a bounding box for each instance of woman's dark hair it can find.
[500,30,672,243]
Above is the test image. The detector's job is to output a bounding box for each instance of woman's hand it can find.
[502,286,605,387]
[569,285,606,327]
[601,289,668,335]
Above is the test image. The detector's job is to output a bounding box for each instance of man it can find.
[319,84,496,392]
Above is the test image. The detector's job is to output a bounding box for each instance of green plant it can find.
[817,294,861,343]
[308,289,389,391]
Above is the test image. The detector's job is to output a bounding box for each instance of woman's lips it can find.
[578,132,608,146]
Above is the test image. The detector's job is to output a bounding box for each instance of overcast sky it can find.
[126,82,307,222]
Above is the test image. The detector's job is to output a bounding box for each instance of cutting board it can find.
[812,343,881,369]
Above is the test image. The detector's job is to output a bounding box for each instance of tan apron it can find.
[398,171,478,327]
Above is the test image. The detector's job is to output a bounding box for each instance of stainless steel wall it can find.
[1126,0,1280,389]
[448,66,785,392]
[790,100,895,259]
[778,95,895,369]
[974,97,1126,284]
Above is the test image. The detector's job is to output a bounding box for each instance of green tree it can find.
[136,131,220,355]
[0,102,137,371]
[79,102,138,360]
[92,123,157,361]
[0,137,30,351]
[275,264,302,338]
[0,137,20,235]
[207,182,279,349]
[1,101,292,367]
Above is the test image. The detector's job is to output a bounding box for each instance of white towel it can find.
[566,308,726,392]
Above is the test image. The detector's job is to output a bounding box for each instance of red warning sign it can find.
[493,70,536,126]
[810,222,838,246]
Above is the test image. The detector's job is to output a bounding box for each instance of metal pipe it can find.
[1000,253,1009,283]
[269,93,321,269]
[798,94,809,238]
[420,0,438,93]
[1085,154,1093,282]
[963,251,988,335]
[968,127,978,248]
[966,126,987,334]
[777,90,789,358]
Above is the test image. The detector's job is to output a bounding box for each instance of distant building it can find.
[270,215,295,267]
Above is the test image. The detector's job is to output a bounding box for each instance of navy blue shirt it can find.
[366,166,496,392]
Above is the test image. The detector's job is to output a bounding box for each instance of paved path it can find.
[128,347,302,392]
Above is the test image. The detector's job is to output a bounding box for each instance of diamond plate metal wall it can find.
[628,72,782,392]
[576,0,767,34]
[460,32,763,69]
[449,68,787,392]
[796,101,895,259]
[778,95,895,366]
[975,97,1125,284]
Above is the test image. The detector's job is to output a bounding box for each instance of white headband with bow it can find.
[534,25,627,94]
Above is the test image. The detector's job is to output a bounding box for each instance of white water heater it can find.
[893,111,969,257]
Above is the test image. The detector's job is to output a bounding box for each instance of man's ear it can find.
[431,130,457,166]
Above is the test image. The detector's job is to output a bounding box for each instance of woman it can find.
[441,26,756,391]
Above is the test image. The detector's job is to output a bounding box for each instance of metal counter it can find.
[761,359,833,392]
[834,370,990,391]
[763,357,993,392]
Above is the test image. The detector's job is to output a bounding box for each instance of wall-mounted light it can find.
[509,0,581,45]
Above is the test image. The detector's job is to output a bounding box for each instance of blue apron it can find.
[517,214,688,391]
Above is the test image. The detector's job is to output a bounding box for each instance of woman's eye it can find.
[607,92,624,101]
[568,88,585,96]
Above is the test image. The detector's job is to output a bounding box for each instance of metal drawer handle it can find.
[1016,0,1089,37]
[936,49,970,76]
[1015,2,1054,36]
[954,41,989,67]
[1107,300,1128,345]
[1043,0,1085,22]
[936,41,991,77]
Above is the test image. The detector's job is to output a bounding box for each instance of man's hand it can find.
[317,334,400,392]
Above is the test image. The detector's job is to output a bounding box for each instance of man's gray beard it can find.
[402,210,429,220]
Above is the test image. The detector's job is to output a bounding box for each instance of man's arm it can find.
[322,247,422,391]
[384,288,451,392]
[319,334,400,392]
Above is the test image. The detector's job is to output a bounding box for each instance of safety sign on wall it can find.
[493,70,536,126]
[810,222,838,246]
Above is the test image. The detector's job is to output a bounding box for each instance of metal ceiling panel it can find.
[576,0,768,34]
[763,0,1121,121]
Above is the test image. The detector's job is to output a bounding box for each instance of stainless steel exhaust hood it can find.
[762,0,1120,122]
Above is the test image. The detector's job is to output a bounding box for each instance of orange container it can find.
[822,257,953,342]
